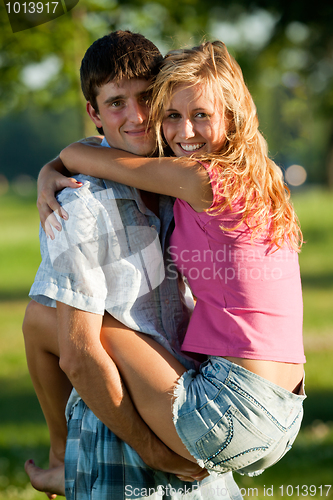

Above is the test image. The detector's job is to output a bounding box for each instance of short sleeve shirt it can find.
[29,148,194,369]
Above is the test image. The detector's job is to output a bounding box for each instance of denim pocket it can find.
[195,405,274,474]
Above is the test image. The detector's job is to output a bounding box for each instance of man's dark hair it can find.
[80,30,163,116]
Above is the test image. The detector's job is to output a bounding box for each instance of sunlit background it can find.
[1,0,333,191]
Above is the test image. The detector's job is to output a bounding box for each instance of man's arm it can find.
[57,303,206,479]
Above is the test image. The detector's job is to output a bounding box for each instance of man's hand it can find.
[37,158,82,239]
[142,438,208,482]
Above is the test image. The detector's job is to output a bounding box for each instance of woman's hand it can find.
[38,137,103,238]
[37,158,82,239]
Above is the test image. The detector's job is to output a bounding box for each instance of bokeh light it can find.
[12,174,36,197]
[285,164,307,186]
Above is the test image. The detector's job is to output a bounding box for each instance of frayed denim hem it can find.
[172,369,208,471]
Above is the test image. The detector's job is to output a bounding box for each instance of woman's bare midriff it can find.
[223,357,304,394]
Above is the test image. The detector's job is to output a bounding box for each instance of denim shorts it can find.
[172,356,306,477]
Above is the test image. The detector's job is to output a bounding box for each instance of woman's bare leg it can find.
[22,300,72,466]
[101,313,197,463]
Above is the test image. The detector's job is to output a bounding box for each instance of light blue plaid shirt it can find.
[29,140,242,500]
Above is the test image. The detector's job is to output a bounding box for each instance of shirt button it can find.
[165,299,170,304]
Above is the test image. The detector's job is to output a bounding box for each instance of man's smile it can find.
[125,127,151,137]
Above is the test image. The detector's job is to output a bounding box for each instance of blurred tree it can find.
[0,107,82,180]
[0,2,93,134]
[0,0,332,184]
[241,0,333,185]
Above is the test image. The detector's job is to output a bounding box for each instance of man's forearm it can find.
[56,303,172,468]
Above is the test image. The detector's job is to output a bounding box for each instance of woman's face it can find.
[162,82,227,157]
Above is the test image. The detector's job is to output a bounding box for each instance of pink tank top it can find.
[170,166,305,363]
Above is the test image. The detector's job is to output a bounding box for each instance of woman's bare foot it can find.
[24,459,65,499]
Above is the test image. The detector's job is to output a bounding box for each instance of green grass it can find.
[294,188,333,335]
[0,192,41,301]
[0,191,48,500]
[0,188,332,499]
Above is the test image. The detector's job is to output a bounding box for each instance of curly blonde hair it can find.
[150,41,302,252]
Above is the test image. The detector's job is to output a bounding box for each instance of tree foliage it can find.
[0,0,332,183]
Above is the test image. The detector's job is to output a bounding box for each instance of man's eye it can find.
[140,93,151,104]
[111,101,122,107]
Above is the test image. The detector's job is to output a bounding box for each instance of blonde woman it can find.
[52,41,306,477]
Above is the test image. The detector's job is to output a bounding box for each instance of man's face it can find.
[87,78,155,156]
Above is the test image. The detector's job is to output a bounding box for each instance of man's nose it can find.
[127,100,147,124]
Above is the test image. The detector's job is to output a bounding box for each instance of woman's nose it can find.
[180,119,195,139]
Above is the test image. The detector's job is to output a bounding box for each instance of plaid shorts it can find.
[65,395,243,500]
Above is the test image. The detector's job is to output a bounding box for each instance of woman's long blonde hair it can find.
[151,41,302,251]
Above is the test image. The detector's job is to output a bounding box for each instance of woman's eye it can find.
[166,113,181,119]
[196,112,209,118]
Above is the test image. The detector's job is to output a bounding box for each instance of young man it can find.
[23,31,243,499]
